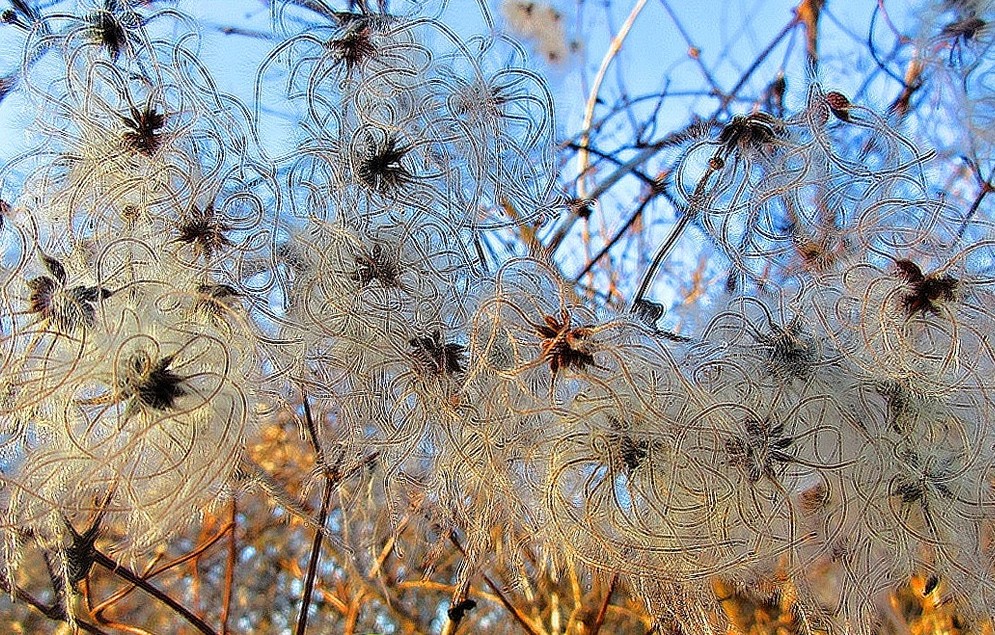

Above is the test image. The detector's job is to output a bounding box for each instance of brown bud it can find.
[825,91,852,122]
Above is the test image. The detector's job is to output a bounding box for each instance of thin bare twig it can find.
[867,0,912,86]
[92,520,233,620]
[554,0,648,256]
[590,572,619,635]
[566,142,659,187]
[0,577,110,635]
[222,500,237,634]
[295,469,335,634]
[550,13,797,262]
[547,134,684,255]
[294,389,340,635]
[576,0,649,198]
[632,163,719,308]
[92,550,217,635]
[448,532,543,635]
[573,175,677,283]
[658,0,723,95]
[716,18,799,114]
[796,0,824,67]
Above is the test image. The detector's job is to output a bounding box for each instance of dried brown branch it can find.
[590,572,619,635]
[448,532,543,635]
[92,550,217,635]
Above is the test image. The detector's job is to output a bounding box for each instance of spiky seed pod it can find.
[120,104,166,156]
[409,330,465,377]
[26,254,113,332]
[894,259,959,317]
[534,310,596,380]
[356,133,414,195]
[175,204,233,261]
[87,0,129,60]
[716,112,785,159]
[117,350,187,412]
